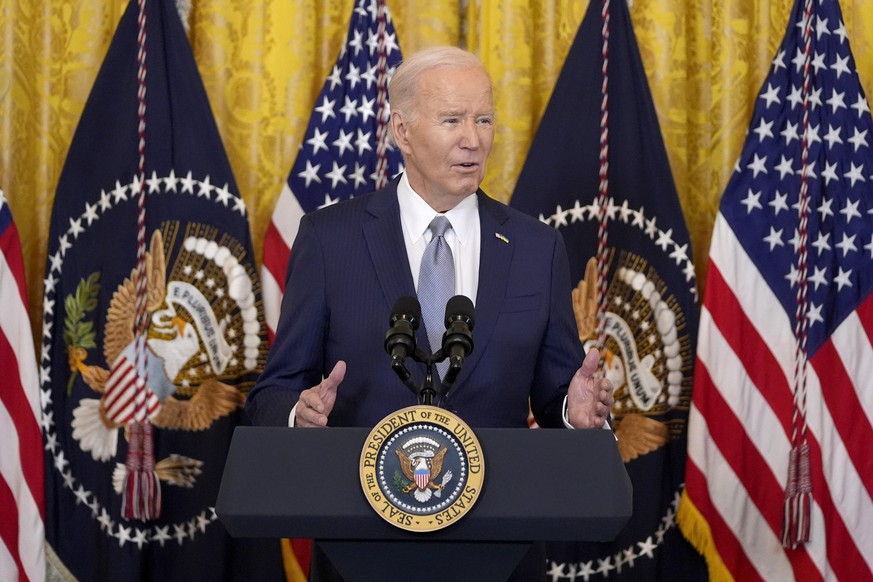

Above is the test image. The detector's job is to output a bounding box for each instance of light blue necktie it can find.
[418,216,455,378]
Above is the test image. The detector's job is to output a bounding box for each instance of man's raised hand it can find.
[295,361,346,427]
[567,348,615,429]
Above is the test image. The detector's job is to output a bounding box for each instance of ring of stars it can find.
[545,492,683,581]
[378,424,467,514]
[41,169,253,549]
[538,197,698,301]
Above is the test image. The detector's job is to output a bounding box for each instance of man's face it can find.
[393,65,494,210]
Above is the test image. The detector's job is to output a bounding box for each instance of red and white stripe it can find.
[684,216,873,580]
[101,354,161,425]
[261,182,306,340]
[415,470,429,491]
[0,197,45,582]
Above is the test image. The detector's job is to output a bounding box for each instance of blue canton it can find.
[721,0,873,354]
[288,0,405,213]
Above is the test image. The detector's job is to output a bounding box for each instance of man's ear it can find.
[390,111,409,153]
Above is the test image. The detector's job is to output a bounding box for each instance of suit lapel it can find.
[363,184,432,392]
[449,192,513,393]
[363,183,417,311]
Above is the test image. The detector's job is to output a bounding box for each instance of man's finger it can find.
[297,390,328,427]
[303,361,346,427]
[297,410,326,427]
[318,360,346,398]
[300,389,324,414]
[599,379,614,405]
[576,347,601,379]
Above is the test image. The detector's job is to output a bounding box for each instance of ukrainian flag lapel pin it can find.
[494,232,509,244]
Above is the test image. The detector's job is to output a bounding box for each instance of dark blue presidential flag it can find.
[41,1,282,579]
[511,0,705,579]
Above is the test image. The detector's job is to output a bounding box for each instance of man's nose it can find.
[459,119,480,148]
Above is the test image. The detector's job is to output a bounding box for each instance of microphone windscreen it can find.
[444,295,474,328]
[391,295,421,325]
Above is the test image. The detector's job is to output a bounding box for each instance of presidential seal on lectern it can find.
[360,406,485,532]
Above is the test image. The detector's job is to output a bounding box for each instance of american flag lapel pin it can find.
[495,232,509,244]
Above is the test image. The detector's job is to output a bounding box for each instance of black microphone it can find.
[384,296,421,367]
[442,295,474,386]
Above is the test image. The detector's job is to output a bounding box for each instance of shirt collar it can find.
[397,172,478,246]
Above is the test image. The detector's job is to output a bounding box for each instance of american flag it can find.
[261,0,404,338]
[0,190,45,582]
[680,0,873,578]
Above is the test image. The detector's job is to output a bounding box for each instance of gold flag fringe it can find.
[677,489,735,582]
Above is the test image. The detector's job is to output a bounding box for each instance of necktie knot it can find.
[428,215,452,239]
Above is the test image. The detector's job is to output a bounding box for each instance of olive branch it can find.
[393,470,411,493]
[63,272,100,394]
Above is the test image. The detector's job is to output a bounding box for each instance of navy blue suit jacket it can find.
[246,180,584,428]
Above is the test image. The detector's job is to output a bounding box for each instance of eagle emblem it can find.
[67,227,261,491]
[394,438,453,503]
[572,255,690,463]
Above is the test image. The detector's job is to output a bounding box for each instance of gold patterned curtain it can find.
[2,0,873,346]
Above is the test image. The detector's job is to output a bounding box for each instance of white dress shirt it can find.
[396,172,480,304]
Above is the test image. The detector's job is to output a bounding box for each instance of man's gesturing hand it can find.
[295,361,346,427]
[567,348,615,429]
